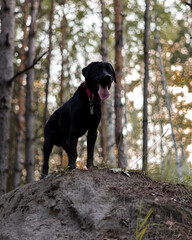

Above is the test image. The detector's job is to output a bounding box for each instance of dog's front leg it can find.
[68,127,78,169]
[42,141,53,176]
[87,129,97,168]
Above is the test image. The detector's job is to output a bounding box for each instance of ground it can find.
[0,169,192,240]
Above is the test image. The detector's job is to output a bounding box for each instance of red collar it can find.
[83,82,94,99]
[83,82,100,115]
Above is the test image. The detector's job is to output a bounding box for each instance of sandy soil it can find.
[0,169,191,240]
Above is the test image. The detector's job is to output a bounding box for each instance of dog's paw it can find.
[83,166,88,171]
[86,158,93,168]
[68,164,76,170]
[87,164,98,169]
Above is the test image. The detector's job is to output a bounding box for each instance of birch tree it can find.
[25,0,40,183]
[142,0,150,172]
[0,0,16,195]
[155,25,182,180]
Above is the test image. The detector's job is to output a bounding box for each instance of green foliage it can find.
[135,201,152,240]
[148,159,192,187]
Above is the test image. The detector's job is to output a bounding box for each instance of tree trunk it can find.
[168,149,175,178]
[155,27,182,180]
[13,0,29,189]
[142,0,150,172]
[100,0,108,61]
[100,0,108,162]
[0,0,16,195]
[59,1,66,167]
[159,103,164,176]
[123,30,129,166]
[43,0,56,126]
[25,0,39,183]
[99,0,115,167]
[114,0,126,168]
[106,92,115,166]
[176,123,190,176]
[60,1,66,106]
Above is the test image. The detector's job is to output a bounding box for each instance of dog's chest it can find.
[72,104,101,132]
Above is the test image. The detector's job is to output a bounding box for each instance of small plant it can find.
[135,200,152,240]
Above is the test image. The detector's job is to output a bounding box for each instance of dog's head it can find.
[82,62,116,100]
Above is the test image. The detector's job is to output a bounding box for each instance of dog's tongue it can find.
[98,85,110,100]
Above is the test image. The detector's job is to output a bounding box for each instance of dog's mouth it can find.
[98,84,110,100]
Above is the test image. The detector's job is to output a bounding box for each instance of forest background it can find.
[0,0,192,194]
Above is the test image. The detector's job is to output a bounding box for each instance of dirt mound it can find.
[0,169,192,240]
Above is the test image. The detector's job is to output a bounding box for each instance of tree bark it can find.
[100,0,108,62]
[13,0,29,189]
[123,27,129,166]
[60,1,66,106]
[114,0,126,168]
[0,0,16,195]
[100,0,108,162]
[100,0,115,167]
[158,101,164,176]
[176,123,190,175]
[142,0,150,172]
[25,0,40,183]
[59,0,66,167]
[43,0,56,126]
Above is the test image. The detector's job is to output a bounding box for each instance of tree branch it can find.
[185,1,192,10]
[8,51,48,84]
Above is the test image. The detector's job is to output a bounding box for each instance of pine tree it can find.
[44,0,56,126]
[100,0,108,162]
[0,0,16,195]
[142,0,150,172]
[114,0,126,168]
[14,0,29,189]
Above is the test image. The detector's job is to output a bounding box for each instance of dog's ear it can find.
[110,64,117,83]
[82,62,95,79]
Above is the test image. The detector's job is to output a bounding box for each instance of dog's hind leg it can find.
[87,129,97,168]
[42,141,53,176]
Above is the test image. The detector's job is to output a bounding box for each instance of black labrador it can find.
[42,61,116,175]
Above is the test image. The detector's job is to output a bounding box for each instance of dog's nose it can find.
[104,74,112,80]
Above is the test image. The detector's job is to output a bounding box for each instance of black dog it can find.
[42,61,116,175]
